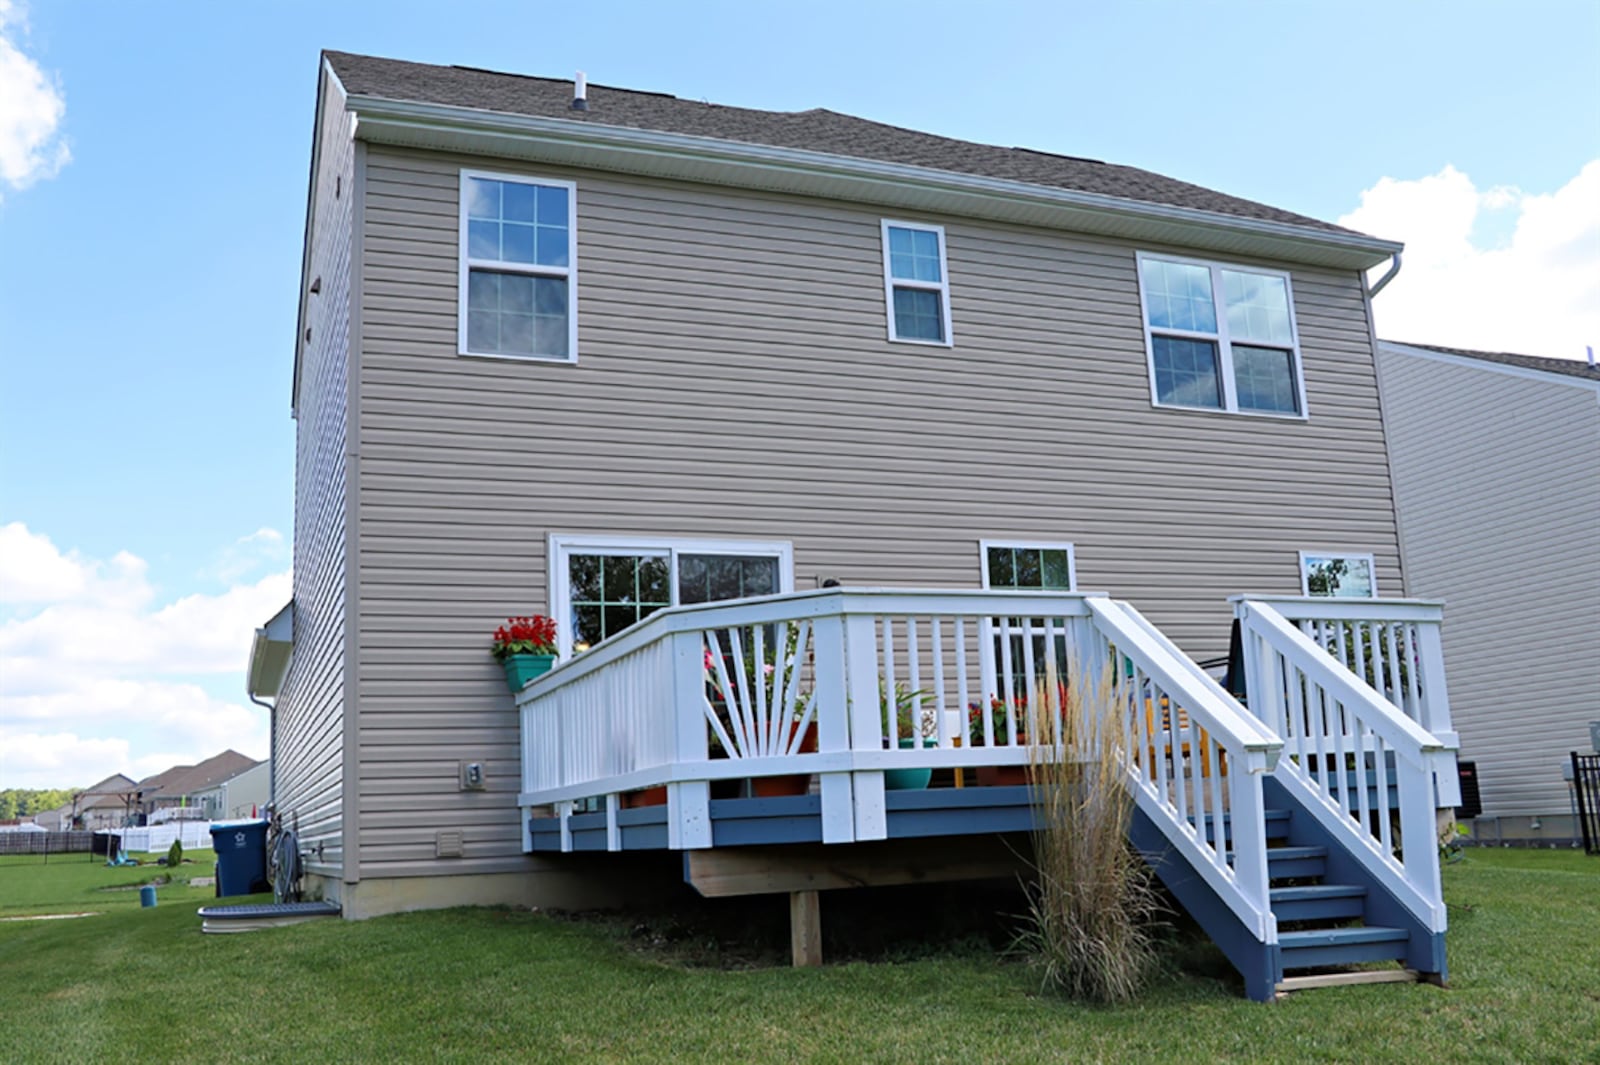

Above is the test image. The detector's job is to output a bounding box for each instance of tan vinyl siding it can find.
[354,146,1404,876]
[1378,349,1600,818]
[276,77,355,877]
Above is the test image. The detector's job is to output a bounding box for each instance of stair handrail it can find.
[1085,597,1284,942]
[1234,598,1448,932]
[1238,602,1445,756]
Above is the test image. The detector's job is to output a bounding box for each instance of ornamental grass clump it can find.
[1017,661,1161,1004]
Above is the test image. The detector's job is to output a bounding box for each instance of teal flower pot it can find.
[884,737,933,791]
[502,653,556,692]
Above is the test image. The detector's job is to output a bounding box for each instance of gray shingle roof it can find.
[1385,341,1600,382]
[325,51,1362,238]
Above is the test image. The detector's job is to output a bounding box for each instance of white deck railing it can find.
[1233,597,1450,933]
[517,588,1284,940]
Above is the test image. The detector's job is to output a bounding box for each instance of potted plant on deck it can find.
[883,681,935,790]
[969,695,1031,786]
[491,614,559,693]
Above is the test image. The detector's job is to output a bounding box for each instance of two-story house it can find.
[248,52,1461,999]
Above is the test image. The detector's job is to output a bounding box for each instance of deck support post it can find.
[790,889,822,967]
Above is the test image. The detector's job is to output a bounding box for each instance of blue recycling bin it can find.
[210,820,270,897]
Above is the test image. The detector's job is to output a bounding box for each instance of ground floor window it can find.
[978,540,1078,722]
[1299,551,1377,597]
[548,536,794,658]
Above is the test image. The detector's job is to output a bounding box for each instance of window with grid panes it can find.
[460,171,575,360]
[1137,253,1305,416]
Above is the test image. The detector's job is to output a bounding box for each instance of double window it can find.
[459,170,577,361]
[881,221,953,345]
[1300,551,1377,598]
[548,536,794,658]
[1136,252,1306,417]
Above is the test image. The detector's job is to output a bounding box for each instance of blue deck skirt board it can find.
[884,785,1037,839]
[530,787,1044,852]
[711,794,824,847]
[1263,778,1446,980]
[1128,805,1278,1003]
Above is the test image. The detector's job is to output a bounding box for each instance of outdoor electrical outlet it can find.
[459,761,487,791]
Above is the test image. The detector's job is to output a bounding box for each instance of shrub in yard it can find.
[1017,661,1160,1004]
[167,839,183,868]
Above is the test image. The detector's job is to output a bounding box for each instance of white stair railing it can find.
[1233,598,1449,933]
[1235,596,1459,807]
[1084,599,1284,944]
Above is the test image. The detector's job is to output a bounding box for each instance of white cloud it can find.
[0,524,282,788]
[0,521,89,603]
[1341,161,1600,361]
[209,527,288,583]
[0,1,70,195]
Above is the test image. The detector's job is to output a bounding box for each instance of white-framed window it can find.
[979,540,1078,700]
[1135,251,1307,418]
[1299,551,1378,598]
[979,541,1078,592]
[881,220,953,346]
[459,169,577,361]
[548,535,795,659]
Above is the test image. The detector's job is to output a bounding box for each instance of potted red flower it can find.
[491,615,560,692]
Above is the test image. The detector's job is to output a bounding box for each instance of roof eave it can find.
[345,94,1402,271]
[1379,341,1600,393]
[247,601,295,700]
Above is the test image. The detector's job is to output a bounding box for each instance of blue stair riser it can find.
[1279,928,1409,970]
[1271,886,1367,922]
[1195,810,1291,846]
[1264,846,1327,880]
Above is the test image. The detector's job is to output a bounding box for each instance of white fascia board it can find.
[345,95,1403,272]
[1379,341,1600,396]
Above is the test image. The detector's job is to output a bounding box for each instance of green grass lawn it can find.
[1,849,1595,1064]
[0,851,219,916]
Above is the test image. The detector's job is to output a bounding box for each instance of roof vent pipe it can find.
[572,71,588,111]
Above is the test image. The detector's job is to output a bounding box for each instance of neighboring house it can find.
[248,52,1460,997]
[190,760,271,821]
[74,773,138,830]
[1376,341,1600,841]
[136,752,260,821]
[30,774,138,831]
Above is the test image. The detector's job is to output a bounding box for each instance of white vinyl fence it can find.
[102,821,220,853]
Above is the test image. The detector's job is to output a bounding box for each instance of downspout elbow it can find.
[248,692,276,805]
[1367,252,1402,298]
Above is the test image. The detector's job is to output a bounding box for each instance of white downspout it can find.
[1367,252,1402,298]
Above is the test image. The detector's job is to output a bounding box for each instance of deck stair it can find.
[1193,805,1420,993]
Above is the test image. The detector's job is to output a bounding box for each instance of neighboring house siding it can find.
[1377,349,1600,819]
[352,146,1404,877]
[276,74,356,878]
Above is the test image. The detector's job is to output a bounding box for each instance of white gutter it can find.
[345,94,1403,272]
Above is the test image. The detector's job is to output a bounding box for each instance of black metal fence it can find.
[1573,753,1600,856]
[0,831,94,855]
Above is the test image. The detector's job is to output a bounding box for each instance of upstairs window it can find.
[459,170,577,361]
[1300,551,1378,597]
[881,221,953,345]
[1136,253,1306,417]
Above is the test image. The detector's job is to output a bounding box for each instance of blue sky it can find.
[2,0,1596,789]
